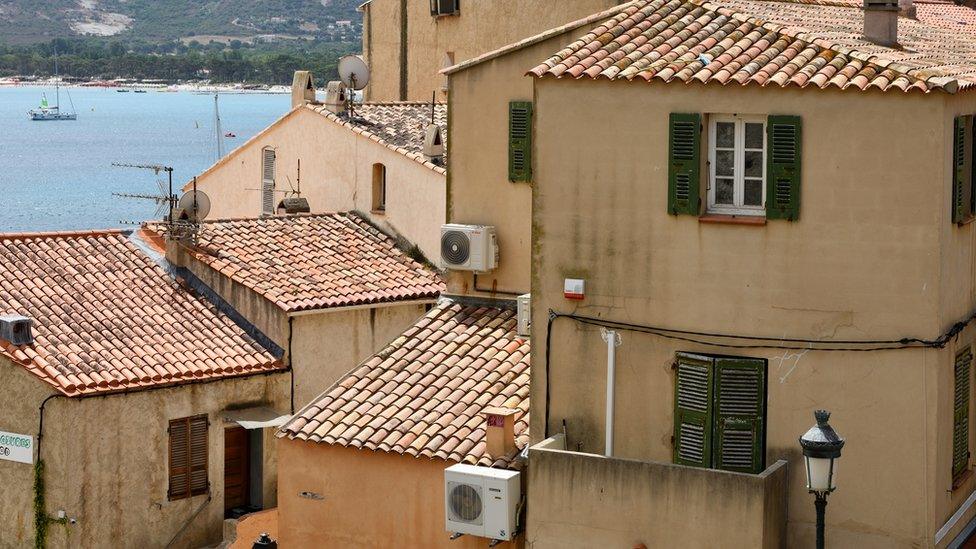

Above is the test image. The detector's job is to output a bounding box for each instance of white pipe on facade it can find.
[601,328,621,457]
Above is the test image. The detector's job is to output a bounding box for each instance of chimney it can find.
[0,314,33,346]
[863,0,899,46]
[323,81,348,114]
[899,0,916,18]
[291,71,316,108]
[483,407,518,459]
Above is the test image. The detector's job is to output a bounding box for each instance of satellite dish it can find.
[338,55,371,90]
[176,190,211,223]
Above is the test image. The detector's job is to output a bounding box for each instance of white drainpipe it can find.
[601,328,622,457]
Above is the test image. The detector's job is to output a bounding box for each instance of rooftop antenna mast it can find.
[111,162,176,223]
[213,93,225,161]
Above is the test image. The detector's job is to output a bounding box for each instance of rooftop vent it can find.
[324,81,348,114]
[424,123,445,162]
[864,0,899,46]
[277,197,311,215]
[291,71,316,109]
[0,314,33,346]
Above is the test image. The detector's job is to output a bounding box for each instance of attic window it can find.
[372,163,387,213]
[431,0,460,17]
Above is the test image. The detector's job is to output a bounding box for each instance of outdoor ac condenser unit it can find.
[441,224,498,272]
[517,294,531,337]
[445,463,520,541]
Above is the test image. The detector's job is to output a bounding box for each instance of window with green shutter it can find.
[673,352,766,474]
[668,113,702,215]
[508,101,532,182]
[953,116,974,224]
[954,348,972,484]
[765,115,802,221]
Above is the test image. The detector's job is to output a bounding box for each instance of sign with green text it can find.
[0,431,33,464]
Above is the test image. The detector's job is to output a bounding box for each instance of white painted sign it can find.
[0,431,33,464]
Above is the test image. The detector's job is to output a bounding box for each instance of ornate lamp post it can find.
[799,410,845,549]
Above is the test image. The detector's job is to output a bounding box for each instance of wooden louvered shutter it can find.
[713,358,766,474]
[262,148,276,216]
[509,101,532,182]
[765,115,802,221]
[668,113,701,215]
[188,415,209,496]
[673,353,713,468]
[168,418,189,500]
[954,349,972,482]
[953,116,974,223]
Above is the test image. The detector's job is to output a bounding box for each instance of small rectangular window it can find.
[708,116,766,216]
[168,415,209,501]
[431,0,460,16]
[372,163,387,212]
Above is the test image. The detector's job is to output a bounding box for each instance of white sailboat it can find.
[29,51,77,121]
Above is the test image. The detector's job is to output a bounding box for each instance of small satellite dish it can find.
[176,190,211,223]
[338,55,371,90]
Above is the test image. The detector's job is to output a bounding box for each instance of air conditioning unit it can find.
[445,464,520,541]
[0,314,33,346]
[441,224,498,272]
[430,0,460,17]
[517,294,531,337]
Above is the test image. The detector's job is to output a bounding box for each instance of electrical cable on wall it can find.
[542,308,976,437]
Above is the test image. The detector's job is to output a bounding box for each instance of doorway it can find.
[224,426,251,517]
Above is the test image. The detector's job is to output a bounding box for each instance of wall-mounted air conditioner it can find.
[431,0,460,17]
[441,224,498,273]
[445,464,520,541]
[517,294,531,337]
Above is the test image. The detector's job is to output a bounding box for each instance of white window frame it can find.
[707,115,767,216]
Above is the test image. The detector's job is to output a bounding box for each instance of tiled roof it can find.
[307,102,448,174]
[529,0,976,93]
[279,299,531,469]
[187,213,444,313]
[0,231,283,397]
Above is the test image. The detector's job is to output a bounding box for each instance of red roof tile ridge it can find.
[0,229,128,241]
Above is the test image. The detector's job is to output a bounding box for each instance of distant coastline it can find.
[0,76,290,94]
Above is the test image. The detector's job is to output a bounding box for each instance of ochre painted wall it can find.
[446,25,594,298]
[529,77,967,547]
[0,357,289,549]
[276,439,522,548]
[362,0,623,101]
[290,303,429,407]
[190,107,446,261]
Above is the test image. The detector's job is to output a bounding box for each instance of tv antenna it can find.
[111,162,176,222]
[338,55,370,118]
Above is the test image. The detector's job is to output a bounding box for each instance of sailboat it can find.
[28,50,77,121]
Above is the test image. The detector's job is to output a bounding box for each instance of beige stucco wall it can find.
[276,438,522,548]
[190,107,446,261]
[362,0,623,102]
[290,303,429,407]
[0,355,289,549]
[529,77,971,547]
[527,436,788,548]
[446,26,594,298]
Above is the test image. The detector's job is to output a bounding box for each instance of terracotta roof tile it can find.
[183,213,444,313]
[530,0,976,93]
[280,299,530,469]
[0,231,283,397]
[307,102,447,174]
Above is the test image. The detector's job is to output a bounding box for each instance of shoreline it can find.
[0,77,290,94]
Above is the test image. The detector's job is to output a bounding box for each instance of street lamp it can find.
[799,410,845,549]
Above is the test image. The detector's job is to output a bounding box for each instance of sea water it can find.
[0,87,289,231]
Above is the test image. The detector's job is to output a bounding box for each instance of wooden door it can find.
[224,427,250,513]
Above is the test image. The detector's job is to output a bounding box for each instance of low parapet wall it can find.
[527,435,788,549]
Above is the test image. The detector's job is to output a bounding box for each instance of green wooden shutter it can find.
[509,101,532,182]
[953,116,974,223]
[766,115,802,221]
[673,353,714,468]
[668,113,701,215]
[954,349,972,481]
[713,358,766,474]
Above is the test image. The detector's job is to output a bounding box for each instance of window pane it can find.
[744,151,763,178]
[716,122,735,148]
[716,150,734,177]
[715,178,734,205]
[745,123,764,149]
[744,179,763,206]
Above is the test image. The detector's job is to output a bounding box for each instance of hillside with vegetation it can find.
[0,0,361,45]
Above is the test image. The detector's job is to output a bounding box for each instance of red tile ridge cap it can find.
[0,229,128,241]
